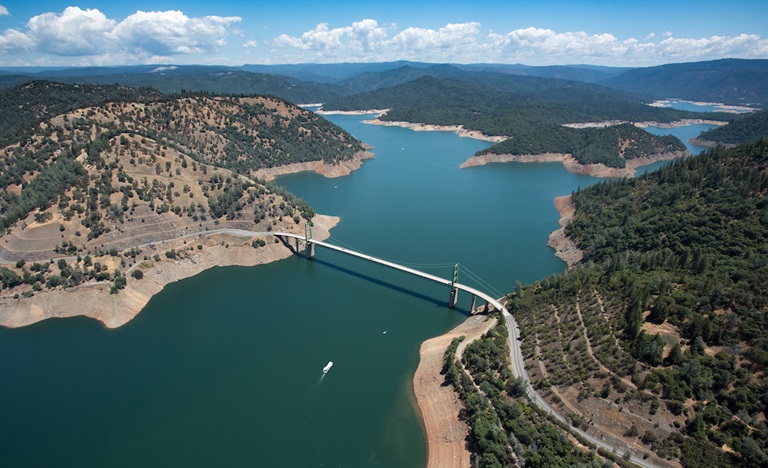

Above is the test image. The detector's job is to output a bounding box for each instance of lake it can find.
[0,103,720,466]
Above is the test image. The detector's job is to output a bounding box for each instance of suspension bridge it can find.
[274,226,508,315]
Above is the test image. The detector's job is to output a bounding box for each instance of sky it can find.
[0,0,767,68]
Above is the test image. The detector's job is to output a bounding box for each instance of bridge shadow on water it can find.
[307,256,472,317]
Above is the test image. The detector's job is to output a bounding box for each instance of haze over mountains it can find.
[1,59,767,106]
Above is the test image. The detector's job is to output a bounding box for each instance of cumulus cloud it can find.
[0,6,240,59]
[268,20,768,65]
[273,19,388,58]
[0,5,9,17]
[486,27,768,64]
[243,40,259,48]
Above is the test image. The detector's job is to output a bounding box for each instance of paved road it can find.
[502,309,659,468]
[1,228,661,467]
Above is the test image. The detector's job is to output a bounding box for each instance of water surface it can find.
[0,113,653,467]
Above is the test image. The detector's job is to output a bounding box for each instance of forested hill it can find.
[477,123,686,168]
[507,140,768,466]
[0,80,165,148]
[0,81,365,243]
[323,75,709,167]
[0,69,344,105]
[601,59,768,106]
[697,111,768,145]
[322,75,721,137]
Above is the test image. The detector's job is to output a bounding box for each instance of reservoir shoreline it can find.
[0,214,339,329]
[460,150,688,178]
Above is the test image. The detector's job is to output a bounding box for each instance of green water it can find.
[0,115,601,467]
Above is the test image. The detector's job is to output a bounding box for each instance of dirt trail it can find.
[413,314,492,468]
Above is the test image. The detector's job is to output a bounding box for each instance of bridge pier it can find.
[470,294,477,314]
[449,287,459,308]
[306,241,315,259]
[295,237,300,253]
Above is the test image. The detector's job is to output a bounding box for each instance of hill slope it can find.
[505,140,768,466]
[476,123,686,168]
[601,59,768,106]
[696,110,768,145]
[0,82,365,259]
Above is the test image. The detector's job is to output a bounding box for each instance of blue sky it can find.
[0,0,766,67]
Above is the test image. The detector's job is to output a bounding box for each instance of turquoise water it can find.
[0,113,677,467]
[638,96,740,174]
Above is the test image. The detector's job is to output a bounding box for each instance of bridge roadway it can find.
[274,231,658,468]
[0,224,654,466]
[274,232,502,311]
[0,226,656,467]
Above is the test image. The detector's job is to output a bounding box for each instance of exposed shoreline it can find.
[316,109,389,116]
[688,137,736,149]
[0,214,339,329]
[460,150,688,178]
[362,118,507,143]
[413,313,494,468]
[252,149,375,181]
[564,118,729,129]
[648,99,758,113]
[547,195,583,269]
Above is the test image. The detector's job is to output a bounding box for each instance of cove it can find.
[0,114,611,467]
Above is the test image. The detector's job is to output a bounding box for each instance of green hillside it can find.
[602,59,768,106]
[506,140,768,466]
[0,82,364,236]
[697,111,768,145]
[478,123,686,168]
[0,80,165,147]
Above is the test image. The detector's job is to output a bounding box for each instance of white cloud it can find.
[1,12,767,67]
[272,19,388,58]
[0,7,241,60]
[23,7,116,56]
[114,10,240,55]
[0,5,9,17]
[272,20,480,62]
[269,20,768,66]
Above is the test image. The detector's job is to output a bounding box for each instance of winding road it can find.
[1,227,660,467]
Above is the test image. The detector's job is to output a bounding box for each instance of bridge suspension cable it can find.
[457,264,506,299]
[324,234,456,270]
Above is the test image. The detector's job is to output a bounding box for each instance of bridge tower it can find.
[305,222,315,259]
[449,263,459,308]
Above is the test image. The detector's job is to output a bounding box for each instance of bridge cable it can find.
[461,269,505,299]
[324,235,456,270]
[457,264,506,299]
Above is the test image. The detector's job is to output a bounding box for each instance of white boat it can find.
[322,361,333,374]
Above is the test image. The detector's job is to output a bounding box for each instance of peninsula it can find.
[0,82,372,328]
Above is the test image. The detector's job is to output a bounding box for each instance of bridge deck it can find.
[275,232,508,314]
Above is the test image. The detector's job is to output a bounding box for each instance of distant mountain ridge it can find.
[1,59,765,108]
[601,58,768,106]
